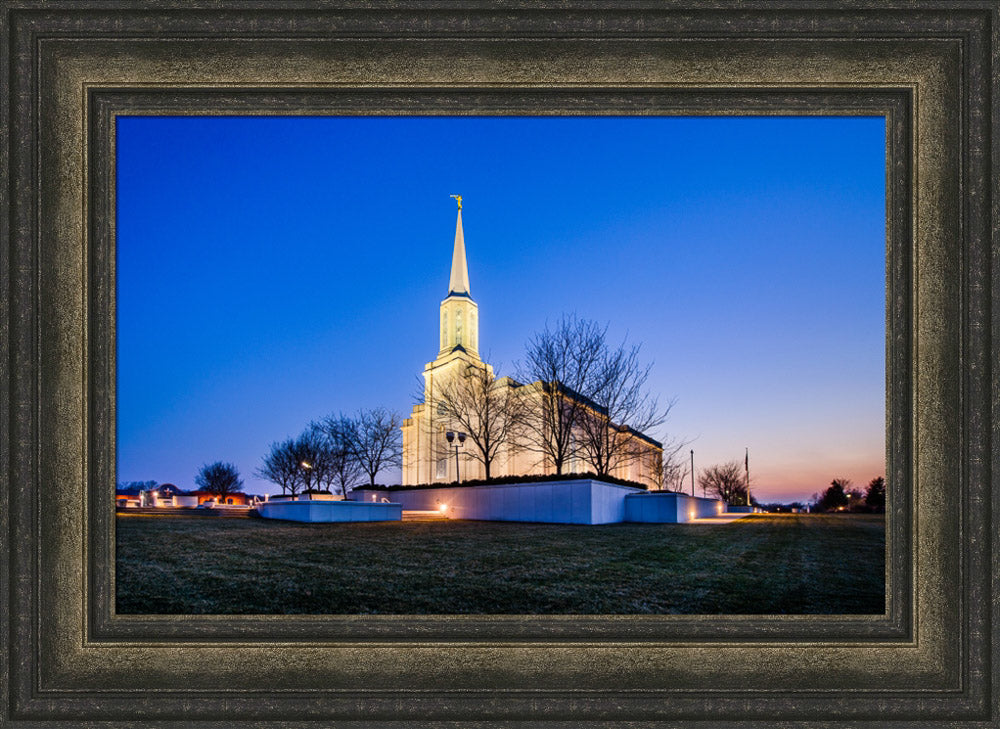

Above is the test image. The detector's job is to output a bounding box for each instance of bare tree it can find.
[256,438,303,496]
[660,439,691,492]
[313,415,365,497]
[256,430,328,496]
[516,315,606,475]
[117,479,159,494]
[698,461,747,504]
[292,427,333,494]
[256,435,322,496]
[195,461,244,501]
[649,451,665,490]
[434,362,527,480]
[576,336,675,479]
[352,407,403,486]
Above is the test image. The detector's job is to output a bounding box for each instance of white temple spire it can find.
[438,196,478,356]
[448,198,470,296]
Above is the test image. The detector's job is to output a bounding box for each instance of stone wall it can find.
[257,499,401,523]
[352,479,645,524]
[623,492,724,523]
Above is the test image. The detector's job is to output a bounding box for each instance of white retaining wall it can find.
[257,499,401,523]
[353,479,644,525]
[623,492,724,523]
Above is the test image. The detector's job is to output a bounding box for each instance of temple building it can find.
[400,199,663,488]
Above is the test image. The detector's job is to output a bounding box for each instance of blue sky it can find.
[116,115,885,503]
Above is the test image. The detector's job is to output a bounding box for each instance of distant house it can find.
[156,483,181,497]
[116,483,203,508]
[190,490,252,507]
[116,484,259,509]
[115,481,148,508]
[150,483,183,506]
[171,492,199,508]
[140,483,190,507]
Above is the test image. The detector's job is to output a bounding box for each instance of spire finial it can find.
[450,194,462,210]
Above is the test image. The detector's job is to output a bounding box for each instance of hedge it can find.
[351,472,649,492]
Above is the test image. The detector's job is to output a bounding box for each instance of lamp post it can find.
[744,447,750,507]
[445,431,466,482]
[300,460,313,498]
[690,450,695,496]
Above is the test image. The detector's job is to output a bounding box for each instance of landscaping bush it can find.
[353,471,649,493]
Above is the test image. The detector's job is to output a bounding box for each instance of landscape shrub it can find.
[352,472,649,493]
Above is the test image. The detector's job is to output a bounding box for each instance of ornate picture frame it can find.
[2,2,996,726]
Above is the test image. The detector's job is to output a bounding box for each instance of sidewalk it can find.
[687,512,756,525]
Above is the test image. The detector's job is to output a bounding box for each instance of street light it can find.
[300,460,313,498]
[445,431,466,482]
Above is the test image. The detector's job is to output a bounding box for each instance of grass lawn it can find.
[115,513,884,615]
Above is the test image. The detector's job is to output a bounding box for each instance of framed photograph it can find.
[113,113,887,618]
[2,2,996,726]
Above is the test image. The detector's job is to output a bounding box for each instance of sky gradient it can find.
[117,115,886,504]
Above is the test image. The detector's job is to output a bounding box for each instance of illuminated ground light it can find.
[438,503,449,513]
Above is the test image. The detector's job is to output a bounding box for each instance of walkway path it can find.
[687,512,755,525]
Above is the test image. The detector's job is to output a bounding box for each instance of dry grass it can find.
[115,513,885,615]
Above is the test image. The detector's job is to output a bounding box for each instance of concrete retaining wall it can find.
[353,479,644,525]
[623,492,725,523]
[725,505,762,513]
[257,499,401,523]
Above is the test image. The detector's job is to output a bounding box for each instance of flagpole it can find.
[690,449,695,497]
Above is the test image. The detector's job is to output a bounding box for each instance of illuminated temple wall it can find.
[400,206,662,489]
